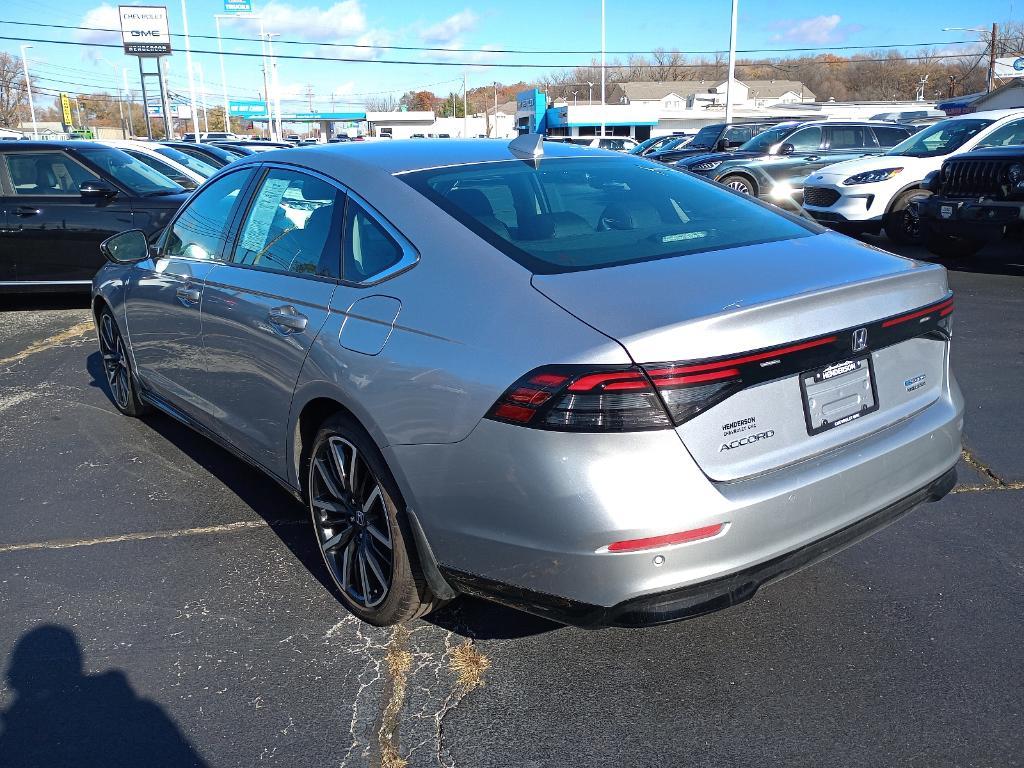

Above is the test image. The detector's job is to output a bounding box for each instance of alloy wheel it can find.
[99,313,131,411]
[309,436,394,608]
[726,178,752,194]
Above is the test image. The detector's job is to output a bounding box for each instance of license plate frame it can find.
[799,355,879,436]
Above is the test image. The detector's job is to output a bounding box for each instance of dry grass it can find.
[449,642,490,692]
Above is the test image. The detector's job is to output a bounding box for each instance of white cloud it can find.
[75,4,121,46]
[236,0,367,42]
[316,29,394,61]
[420,10,478,45]
[769,15,860,45]
[332,82,356,98]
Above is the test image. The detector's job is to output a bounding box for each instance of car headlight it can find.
[691,160,723,172]
[1007,163,1024,193]
[843,167,904,185]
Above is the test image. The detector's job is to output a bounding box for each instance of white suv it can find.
[544,136,639,152]
[802,109,1024,244]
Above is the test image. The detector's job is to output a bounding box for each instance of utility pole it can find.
[493,81,498,137]
[196,62,209,133]
[988,22,998,93]
[19,45,38,139]
[123,68,136,137]
[463,71,468,137]
[305,84,314,112]
[180,0,201,140]
[725,0,738,123]
[599,0,605,138]
[266,33,283,141]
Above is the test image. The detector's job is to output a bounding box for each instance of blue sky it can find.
[1,0,1018,112]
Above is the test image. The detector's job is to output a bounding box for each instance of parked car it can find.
[200,132,239,142]
[160,140,244,167]
[801,110,1024,244]
[646,121,782,164]
[0,141,188,292]
[919,145,1024,257]
[212,140,294,154]
[629,134,691,156]
[92,136,961,627]
[676,121,915,202]
[101,140,213,190]
[544,136,639,151]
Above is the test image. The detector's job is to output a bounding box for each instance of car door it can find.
[823,125,877,168]
[125,167,256,419]
[763,125,825,186]
[0,194,11,282]
[0,150,134,284]
[196,166,341,478]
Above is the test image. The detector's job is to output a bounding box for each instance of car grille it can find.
[802,187,841,207]
[941,158,1009,199]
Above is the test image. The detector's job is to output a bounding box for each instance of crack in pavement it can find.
[0,319,94,367]
[0,519,304,555]
[954,448,1024,493]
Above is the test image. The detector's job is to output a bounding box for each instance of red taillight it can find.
[881,298,954,328]
[607,523,725,552]
[485,362,744,432]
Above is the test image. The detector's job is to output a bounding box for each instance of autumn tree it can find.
[0,51,27,128]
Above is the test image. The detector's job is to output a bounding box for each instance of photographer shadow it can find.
[0,625,208,768]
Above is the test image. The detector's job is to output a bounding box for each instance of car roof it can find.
[959,108,1024,121]
[252,137,609,175]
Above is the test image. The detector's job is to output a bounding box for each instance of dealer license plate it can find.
[799,356,878,436]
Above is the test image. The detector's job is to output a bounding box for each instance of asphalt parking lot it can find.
[0,236,1022,768]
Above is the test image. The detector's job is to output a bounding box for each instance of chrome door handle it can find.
[268,305,308,333]
[175,286,201,305]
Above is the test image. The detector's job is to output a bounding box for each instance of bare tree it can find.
[0,51,28,128]
[363,94,399,112]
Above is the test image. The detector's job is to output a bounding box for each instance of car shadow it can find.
[0,292,92,312]
[0,625,209,767]
[86,351,560,641]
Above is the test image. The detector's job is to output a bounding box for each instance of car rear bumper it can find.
[387,368,963,621]
[440,465,957,627]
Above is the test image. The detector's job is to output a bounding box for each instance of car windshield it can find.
[401,156,814,274]
[74,145,184,195]
[739,124,796,154]
[686,125,724,149]
[886,119,994,158]
[154,146,217,177]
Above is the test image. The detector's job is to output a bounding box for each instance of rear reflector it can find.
[607,523,725,553]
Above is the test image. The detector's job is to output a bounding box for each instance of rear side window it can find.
[975,119,1024,148]
[343,199,404,283]
[233,169,340,278]
[4,151,99,195]
[828,126,871,150]
[164,169,252,260]
[401,156,815,274]
[872,126,911,147]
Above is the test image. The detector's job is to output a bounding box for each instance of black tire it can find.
[720,174,756,196]
[97,308,149,417]
[924,228,985,259]
[307,412,441,626]
[884,189,930,245]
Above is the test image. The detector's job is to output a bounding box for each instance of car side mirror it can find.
[715,138,728,152]
[779,143,796,155]
[100,229,150,265]
[80,180,118,200]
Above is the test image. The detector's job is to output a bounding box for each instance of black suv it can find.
[0,141,190,291]
[920,147,1024,257]
[645,121,782,164]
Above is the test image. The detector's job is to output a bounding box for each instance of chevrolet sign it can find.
[119,5,172,56]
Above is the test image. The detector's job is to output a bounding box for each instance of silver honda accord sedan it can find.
[91,135,963,627]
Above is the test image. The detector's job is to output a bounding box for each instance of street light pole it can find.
[463,71,468,137]
[195,62,209,134]
[123,68,136,137]
[19,45,38,139]
[266,33,283,141]
[99,57,126,138]
[215,15,232,134]
[725,0,738,123]
[179,0,201,140]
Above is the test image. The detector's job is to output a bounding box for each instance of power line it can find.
[0,19,983,56]
[0,35,995,70]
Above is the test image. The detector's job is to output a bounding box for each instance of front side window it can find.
[164,169,253,261]
[233,169,339,278]
[724,126,751,144]
[153,146,217,177]
[739,124,799,154]
[873,126,911,148]
[73,145,183,196]
[974,119,1024,149]
[343,199,404,283]
[401,156,815,275]
[4,151,99,195]
[887,119,994,158]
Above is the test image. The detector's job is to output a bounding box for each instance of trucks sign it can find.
[119,5,172,56]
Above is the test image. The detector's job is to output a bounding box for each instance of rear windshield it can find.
[400,156,815,274]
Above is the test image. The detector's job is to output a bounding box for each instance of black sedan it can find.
[160,141,244,168]
[645,121,782,164]
[0,141,190,292]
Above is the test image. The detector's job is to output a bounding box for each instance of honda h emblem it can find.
[852,327,868,352]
